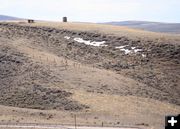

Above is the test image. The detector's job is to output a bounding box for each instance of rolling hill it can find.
[104,21,180,34]
[0,15,21,21]
[0,21,180,129]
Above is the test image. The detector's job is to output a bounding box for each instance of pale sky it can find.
[0,0,180,23]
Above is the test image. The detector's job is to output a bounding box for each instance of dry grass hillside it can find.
[27,21,180,44]
[0,21,179,129]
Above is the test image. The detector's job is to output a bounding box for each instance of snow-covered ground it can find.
[119,48,132,54]
[64,36,146,57]
[115,45,128,49]
[74,37,107,47]
[64,36,70,40]
[115,46,145,57]
[64,36,107,47]
[142,54,146,57]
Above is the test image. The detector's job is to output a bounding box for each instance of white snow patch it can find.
[134,49,142,53]
[74,37,107,47]
[116,46,143,55]
[91,41,107,46]
[131,47,142,53]
[116,46,132,54]
[64,36,70,40]
[74,38,91,46]
[115,45,128,49]
[131,47,136,50]
[120,48,132,54]
[142,54,146,58]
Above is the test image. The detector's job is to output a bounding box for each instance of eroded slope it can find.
[0,22,179,105]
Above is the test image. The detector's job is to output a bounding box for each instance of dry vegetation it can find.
[0,21,179,129]
[23,21,180,44]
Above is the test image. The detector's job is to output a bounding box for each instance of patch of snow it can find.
[131,47,136,50]
[74,38,90,44]
[74,37,106,47]
[64,36,70,40]
[91,41,107,46]
[142,54,146,58]
[134,49,142,53]
[120,48,132,54]
[115,45,128,49]
[116,46,144,55]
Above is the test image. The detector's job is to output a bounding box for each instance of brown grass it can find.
[13,21,180,45]
[0,21,179,129]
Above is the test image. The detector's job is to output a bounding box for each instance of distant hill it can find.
[104,21,180,34]
[0,15,21,21]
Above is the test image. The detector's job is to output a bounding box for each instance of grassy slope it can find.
[28,21,180,44]
[0,21,179,129]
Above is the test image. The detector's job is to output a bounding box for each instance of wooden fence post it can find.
[74,115,77,129]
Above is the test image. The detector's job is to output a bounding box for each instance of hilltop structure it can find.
[63,17,67,22]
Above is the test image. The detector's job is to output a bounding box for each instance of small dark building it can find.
[63,17,67,22]
[28,19,34,23]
